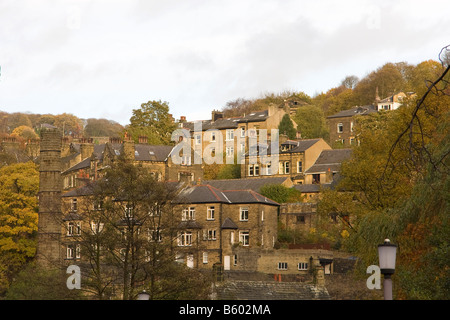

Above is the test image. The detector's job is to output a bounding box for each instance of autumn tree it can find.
[68,155,212,300]
[317,52,450,299]
[84,118,124,138]
[126,100,177,145]
[0,162,39,296]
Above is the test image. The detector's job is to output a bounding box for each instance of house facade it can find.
[326,105,376,148]
[242,138,331,185]
[180,104,298,165]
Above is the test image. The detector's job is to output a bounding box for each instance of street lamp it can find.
[378,239,397,300]
[137,290,150,300]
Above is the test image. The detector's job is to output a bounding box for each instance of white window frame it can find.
[297,161,303,173]
[178,232,192,246]
[182,207,195,221]
[203,252,208,264]
[239,231,249,246]
[207,206,215,220]
[195,134,201,145]
[298,262,309,270]
[284,161,290,174]
[226,129,234,141]
[278,262,288,270]
[337,123,344,133]
[67,222,81,236]
[240,207,249,221]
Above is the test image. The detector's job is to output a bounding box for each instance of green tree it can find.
[259,184,303,204]
[127,100,177,145]
[293,105,329,139]
[278,114,297,139]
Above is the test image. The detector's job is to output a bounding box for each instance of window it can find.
[207,206,215,220]
[71,199,77,212]
[124,204,134,218]
[278,262,288,270]
[284,161,290,174]
[240,207,249,221]
[297,215,305,224]
[182,207,195,221]
[211,131,216,141]
[226,129,234,141]
[149,228,162,242]
[93,200,103,211]
[226,146,234,157]
[67,244,81,259]
[240,127,245,137]
[67,222,81,236]
[90,221,104,234]
[203,252,208,264]
[181,155,191,166]
[337,123,344,133]
[248,164,259,176]
[239,231,249,246]
[178,232,192,246]
[297,161,303,173]
[233,255,238,266]
[206,229,216,240]
[350,121,354,132]
[298,262,309,270]
[312,174,320,184]
[195,134,201,145]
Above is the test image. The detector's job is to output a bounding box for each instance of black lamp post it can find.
[378,239,397,300]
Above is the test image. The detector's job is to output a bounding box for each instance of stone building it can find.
[242,138,331,185]
[180,104,298,165]
[326,105,376,147]
[60,136,204,191]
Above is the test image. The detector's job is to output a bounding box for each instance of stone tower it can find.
[36,128,63,268]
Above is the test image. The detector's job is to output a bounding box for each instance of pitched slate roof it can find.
[221,190,279,206]
[305,149,352,174]
[221,217,238,229]
[326,105,376,119]
[134,144,173,162]
[203,177,290,193]
[174,185,231,204]
[283,139,321,153]
[182,110,269,131]
[214,280,330,300]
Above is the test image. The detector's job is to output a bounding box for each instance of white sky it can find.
[1,0,449,125]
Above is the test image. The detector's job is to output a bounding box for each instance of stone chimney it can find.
[123,132,135,161]
[37,128,63,268]
[138,136,148,144]
[179,171,193,186]
[80,138,94,160]
[211,110,224,123]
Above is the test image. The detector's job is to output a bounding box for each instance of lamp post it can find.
[378,239,397,300]
[137,290,150,300]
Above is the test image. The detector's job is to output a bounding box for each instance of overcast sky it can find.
[1,0,449,125]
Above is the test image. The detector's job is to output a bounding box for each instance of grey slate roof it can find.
[203,177,290,193]
[305,149,352,174]
[214,280,330,300]
[174,184,280,206]
[326,105,376,119]
[182,110,269,131]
